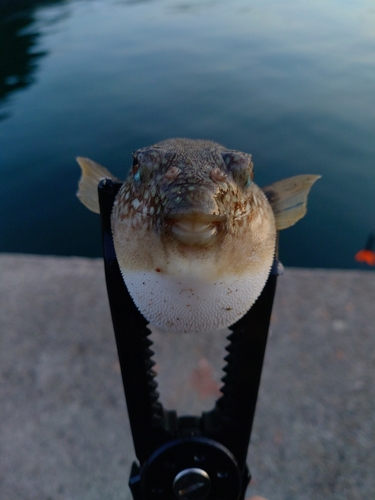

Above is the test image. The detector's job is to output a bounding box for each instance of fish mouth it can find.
[164,213,226,246]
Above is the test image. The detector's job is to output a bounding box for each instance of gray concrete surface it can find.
[0,254,374,500]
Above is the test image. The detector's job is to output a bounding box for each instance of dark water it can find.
[1,0,375,269]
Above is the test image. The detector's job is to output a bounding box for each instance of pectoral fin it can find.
[76,157,120,214]
[262,174,321,230]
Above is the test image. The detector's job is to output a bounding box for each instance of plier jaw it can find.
[98,179,279,500]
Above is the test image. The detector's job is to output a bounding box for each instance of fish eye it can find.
[233,168,252,189]
[132,147,163,185]
[132,153,141,185]
[244,174,253,188]
[222,152,254,190]
[133,168,141,184]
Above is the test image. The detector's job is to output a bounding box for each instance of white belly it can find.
[121,264,272,333]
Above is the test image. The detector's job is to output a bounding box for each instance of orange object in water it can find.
[355,233,375,266]
[355,249,375,266]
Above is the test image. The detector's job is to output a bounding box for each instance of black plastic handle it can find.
[98,179,279,500]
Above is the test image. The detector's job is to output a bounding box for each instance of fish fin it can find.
[262,174,321,230]
[76,157,120,214]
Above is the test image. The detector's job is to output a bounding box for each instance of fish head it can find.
[113,138,265,249]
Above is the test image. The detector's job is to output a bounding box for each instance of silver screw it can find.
[173,468,211,500]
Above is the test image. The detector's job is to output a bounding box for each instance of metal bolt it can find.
[173,468,211,500]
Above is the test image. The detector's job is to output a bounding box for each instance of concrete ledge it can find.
[0,254,374,499]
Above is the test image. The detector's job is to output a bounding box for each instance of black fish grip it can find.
[98,179,279,500]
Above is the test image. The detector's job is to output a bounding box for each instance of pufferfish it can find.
[77,138,320,334]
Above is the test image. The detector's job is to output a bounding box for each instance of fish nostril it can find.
[164,166,181,181]
[210,167,227,183]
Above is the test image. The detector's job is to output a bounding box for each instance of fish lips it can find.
[163,212,226,247]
